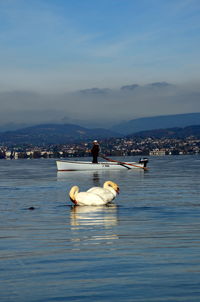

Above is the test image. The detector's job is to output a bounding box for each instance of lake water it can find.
[0,155,200,302]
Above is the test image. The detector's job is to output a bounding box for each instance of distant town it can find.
[0,136,199,159]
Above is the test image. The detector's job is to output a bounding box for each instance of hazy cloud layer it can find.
[0,82,199,129]
[0,1,200,129]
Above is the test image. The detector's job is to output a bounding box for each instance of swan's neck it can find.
[69,186,79,202]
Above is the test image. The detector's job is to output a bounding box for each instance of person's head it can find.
[93,140,98,144]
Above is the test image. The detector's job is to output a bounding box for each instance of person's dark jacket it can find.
[91,144,100,156]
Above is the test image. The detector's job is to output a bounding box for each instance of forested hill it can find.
[128,125,200,139]
[0,123,199,146]
[0,123,120,146]
[111,113,200,135]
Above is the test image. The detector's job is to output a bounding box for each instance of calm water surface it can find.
[0,156,200,302]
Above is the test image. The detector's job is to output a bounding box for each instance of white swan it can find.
[87,180,119,202]
[69,186,111,206]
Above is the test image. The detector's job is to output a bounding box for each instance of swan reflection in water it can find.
[70,204,118,227]
[70,204,119,245]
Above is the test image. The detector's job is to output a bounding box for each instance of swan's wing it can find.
[76,192,108,206]
[87,187,104,194]
[88,188,115,202]
[87,187,102,193]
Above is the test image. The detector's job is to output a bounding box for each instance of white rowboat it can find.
[56,158,148,171]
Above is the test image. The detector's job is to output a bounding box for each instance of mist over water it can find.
[0,156,200,301]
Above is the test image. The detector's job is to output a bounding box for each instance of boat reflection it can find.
[57,170,125,182]
[57,171,104,186]
[92,172,100,186]
[70,204,118,227]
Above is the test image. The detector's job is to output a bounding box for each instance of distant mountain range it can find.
[111,113,200,135]
[0,124,120,146]
[127,125,200,139]
[0,113,199,146]
[1,113,199,134]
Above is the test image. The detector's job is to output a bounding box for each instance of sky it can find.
[0,0,200,129]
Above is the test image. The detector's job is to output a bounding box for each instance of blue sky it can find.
[0,0,200,127]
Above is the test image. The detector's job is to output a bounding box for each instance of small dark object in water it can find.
[28,206,35,210]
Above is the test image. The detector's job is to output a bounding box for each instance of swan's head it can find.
[69,186,79,204]
[104,181,120,194]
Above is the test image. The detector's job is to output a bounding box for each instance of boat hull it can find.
[56,160,146,171]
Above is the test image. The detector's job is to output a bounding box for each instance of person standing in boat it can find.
[91,140,100,163]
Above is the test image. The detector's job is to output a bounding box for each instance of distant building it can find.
[150,149,166,156]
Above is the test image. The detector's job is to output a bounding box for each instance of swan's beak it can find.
[70,197,78,205]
